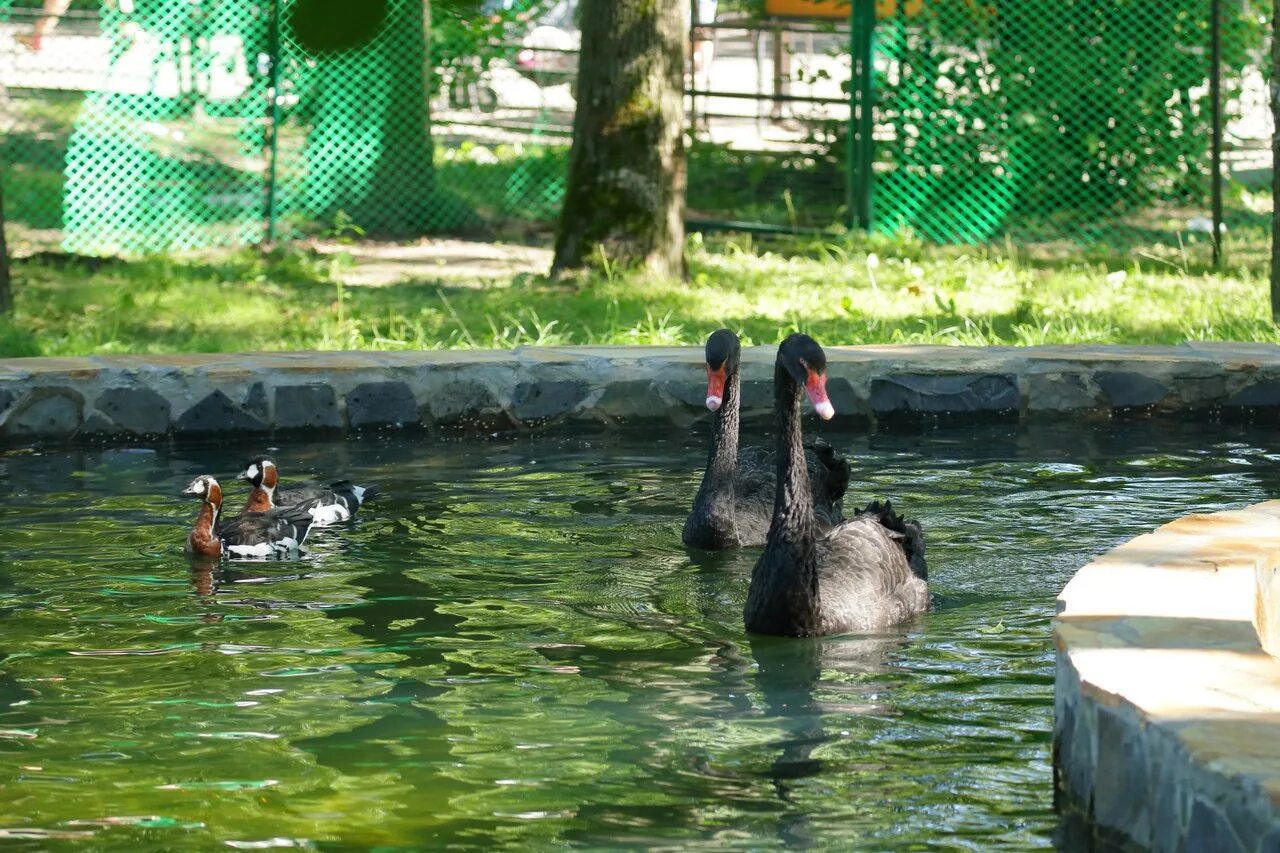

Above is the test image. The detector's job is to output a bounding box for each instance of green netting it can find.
[870,0,1267,246]
[0,0,1269,253]
[0,0,570,252]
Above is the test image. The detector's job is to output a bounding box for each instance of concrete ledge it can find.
[1054,501,1280,851]
[2,342,1280,443]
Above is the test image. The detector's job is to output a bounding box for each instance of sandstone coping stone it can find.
[1054,501,1280,851]
[0,342,1278,444]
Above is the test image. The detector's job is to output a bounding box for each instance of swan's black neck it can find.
[689,365,740,540]
[763,360,820,604]
[769,362,817,549]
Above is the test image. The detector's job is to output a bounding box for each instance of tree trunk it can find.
[1272,0,1280,321]
[0,178,11,315]
[552,0,687,279]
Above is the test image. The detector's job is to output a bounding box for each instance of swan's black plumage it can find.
[683,329,850,549]
[743,334,928,637]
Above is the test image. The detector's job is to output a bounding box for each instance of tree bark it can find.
[552,0,687,279]
[0,178,11,315]
[1272,0,1280,321]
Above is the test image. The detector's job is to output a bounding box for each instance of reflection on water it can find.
[0,422,1277,849]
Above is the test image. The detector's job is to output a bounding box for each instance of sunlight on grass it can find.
[1,228,1276,357]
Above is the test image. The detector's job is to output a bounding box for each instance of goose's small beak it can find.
[237,469,252,482]
[706,364,726,412]
[181,483,201,496]
[805,371,835,420]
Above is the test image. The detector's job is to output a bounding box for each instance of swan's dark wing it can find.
[814,515,929,633]
[855,500,927,579]
[731,446,777,545]
[805,438,851,510]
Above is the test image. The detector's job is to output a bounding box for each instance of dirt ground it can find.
[310,238,553,287]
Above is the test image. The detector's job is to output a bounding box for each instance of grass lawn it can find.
[0,228,1275,358]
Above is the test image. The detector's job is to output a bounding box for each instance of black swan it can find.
[183,475,316,559]
[744,334,928,636]
[239,456,378,526]
[683,329,850,549]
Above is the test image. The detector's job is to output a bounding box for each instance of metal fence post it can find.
[264,0,283,246]
[849,0,875,231]
[1210,0,1223,267]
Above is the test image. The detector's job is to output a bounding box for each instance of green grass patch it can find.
[1,227,1276,358]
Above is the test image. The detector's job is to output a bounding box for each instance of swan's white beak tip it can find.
[706,395,723,412]
[813,400,835,421]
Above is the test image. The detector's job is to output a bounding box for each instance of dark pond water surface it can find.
[2,422,1278,850]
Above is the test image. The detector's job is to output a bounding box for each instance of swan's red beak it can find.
[706,364,726,411]
[805,371,835,420]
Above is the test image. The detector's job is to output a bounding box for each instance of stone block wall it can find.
[4,342,1280,445]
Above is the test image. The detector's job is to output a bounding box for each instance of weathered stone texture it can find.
[511,380,588,422]
[3,388,84,437]
[870,373,1019,414]
[1054,501,1280,851]
[176,390,268,434]
[1095,370,1170,408]
[95,387,171,435]
[275,385,341,430]
[2,344,1280,444]
[346,381,418,428]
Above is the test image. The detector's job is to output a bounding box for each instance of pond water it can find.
[1,422,1278,850]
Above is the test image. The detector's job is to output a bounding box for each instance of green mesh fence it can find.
[0,0,571,253]
[870,0,1268,247]
[0,0,1270,253]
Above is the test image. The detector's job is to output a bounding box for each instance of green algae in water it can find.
[0,423,1276,849]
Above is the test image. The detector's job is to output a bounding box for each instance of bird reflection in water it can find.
[749,627,916,846]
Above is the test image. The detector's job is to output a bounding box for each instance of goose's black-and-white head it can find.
[182,475,223,505]
[238,457,279,493]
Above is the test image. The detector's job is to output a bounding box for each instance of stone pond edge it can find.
[3,341,1280,443]
[1054,500,1280,851]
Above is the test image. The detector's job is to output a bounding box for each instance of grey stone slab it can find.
[1227,380,1280,408]
[870,373,1019,414]
[274,385,341,430]
[739,379,773,413]
[825,377,860,418]
[511,380,588,422]
[1151,755,1186,853]
[1095,371,1170,408]
[345,381,418,428]
[429,379,503,424]
[0,388,14,417]
[1093,705,1151,845]
[244,382,269,420]
[175,390,269,435]
[1187,798,1246,853]
[659,377,708,409]
[594,380,670,420]
[1028,373,1098,411]
[1174,375,1228,406]
[3,388,84,437]
[95,387,171,435]
[77,411,117,437]
[1258,828,1280,853]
